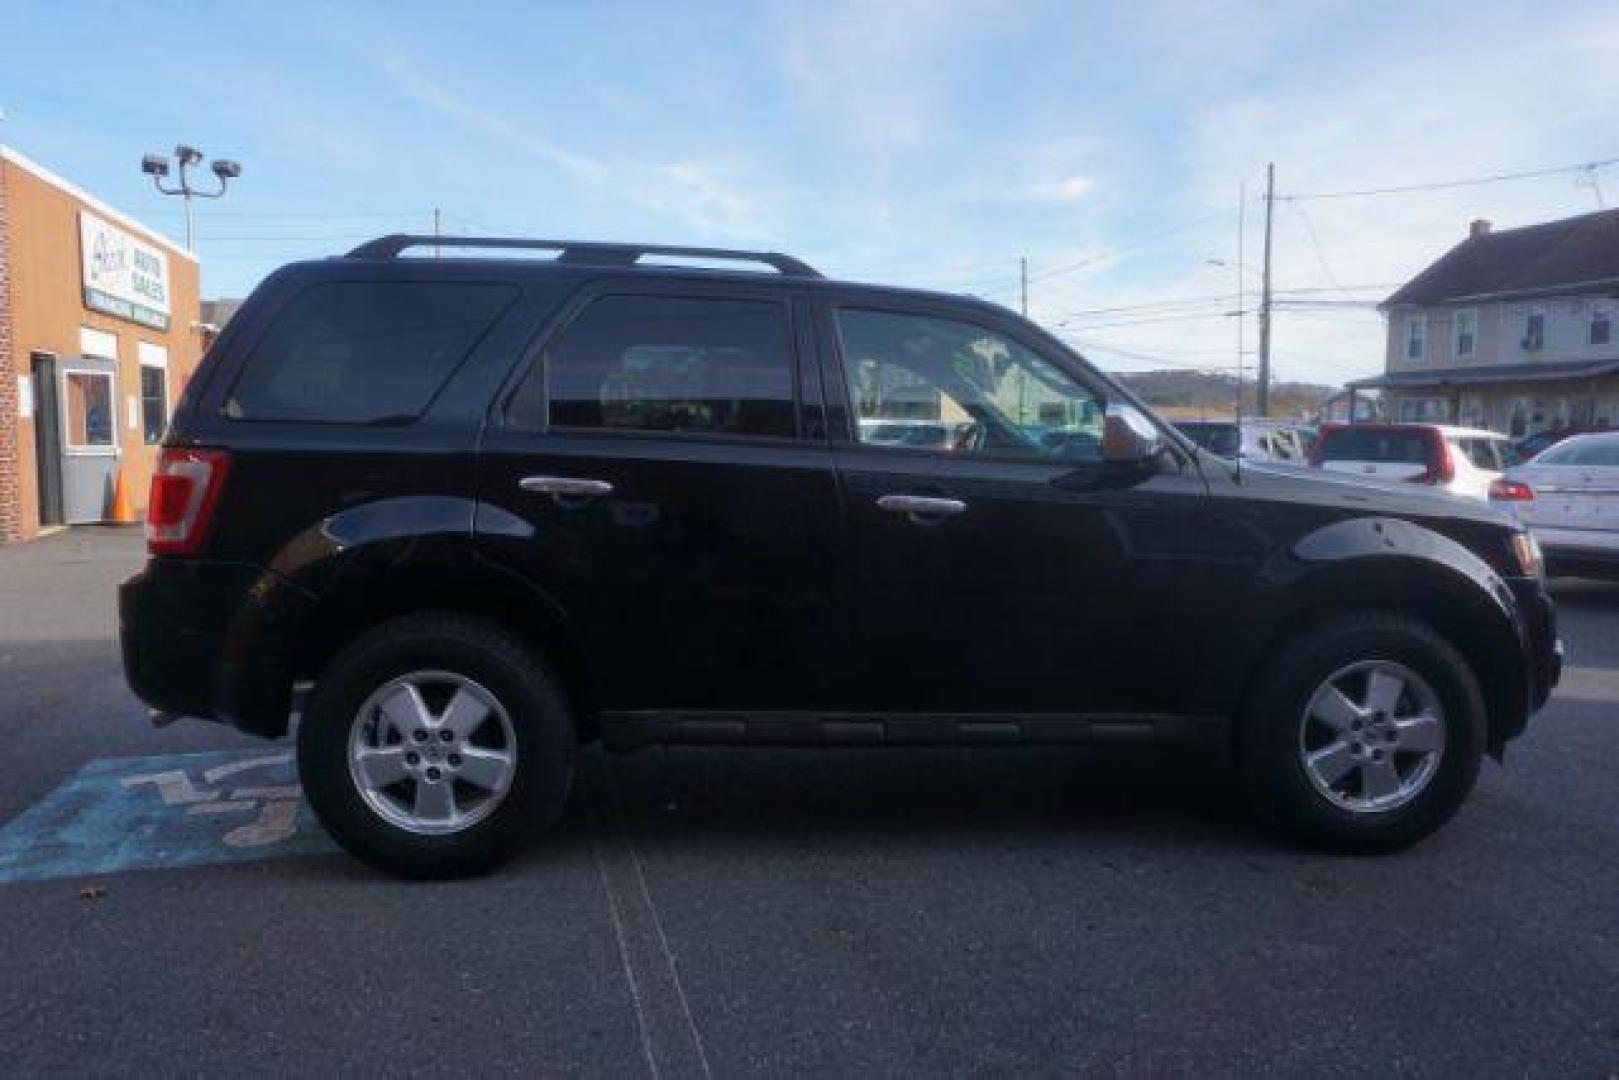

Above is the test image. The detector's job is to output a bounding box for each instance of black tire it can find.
[297,613,576,879]
[1239,612,1486,854]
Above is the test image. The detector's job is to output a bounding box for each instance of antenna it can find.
[1235,180,1246,480]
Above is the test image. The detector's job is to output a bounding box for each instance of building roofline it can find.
[0,145,197,263]
[1381,275,1619,309]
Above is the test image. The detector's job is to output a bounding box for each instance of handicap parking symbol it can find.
[0,750,336,885]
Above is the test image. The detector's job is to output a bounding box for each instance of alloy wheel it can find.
[346,670,518,835]
[1298,660,1446,814]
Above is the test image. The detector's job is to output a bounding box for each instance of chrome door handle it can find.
[876,494,967,515]
[519,476,614,497]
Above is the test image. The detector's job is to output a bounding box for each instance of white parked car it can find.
[1310,423,1515,500]
[1490,431,1619,579]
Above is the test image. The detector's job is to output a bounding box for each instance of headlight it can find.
[1509,531,1544,578]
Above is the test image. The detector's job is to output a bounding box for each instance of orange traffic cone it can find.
[108,467,138,525]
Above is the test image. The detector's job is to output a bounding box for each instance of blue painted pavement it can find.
[0,750,336,885]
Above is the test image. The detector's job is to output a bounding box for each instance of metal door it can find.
[57,356,120,523]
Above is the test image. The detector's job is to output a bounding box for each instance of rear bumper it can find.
[120,558,314,738]
[1534,528,1619,579]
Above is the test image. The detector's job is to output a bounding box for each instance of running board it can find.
[598,712,1226,751]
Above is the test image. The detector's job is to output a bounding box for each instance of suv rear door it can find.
[477,280,844,714]
[816,296,1213,719]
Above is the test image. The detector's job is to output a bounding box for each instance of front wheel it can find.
[298,614,576,879]
[1240,613,1486,854]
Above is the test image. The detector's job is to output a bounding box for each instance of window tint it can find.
[542,295,796,439]
[837,308,1104,461]
[140,365,168,444]
[226,282,516,424]
[1318,428,1433,465]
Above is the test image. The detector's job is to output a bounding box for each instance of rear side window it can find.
[1455,437,1504,471]
[226,282,517,424]
[539,294,796,439]
[1318,429,1432,464]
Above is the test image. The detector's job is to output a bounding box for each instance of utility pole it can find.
[433,207,443,258]
[1257,162,1275,417]
[1020,257,1028,317]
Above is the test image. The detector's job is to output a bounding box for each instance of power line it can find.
[1279,156,1619,202]
[1289,202,1353,299]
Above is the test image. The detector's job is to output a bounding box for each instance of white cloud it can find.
[381,54,770,241]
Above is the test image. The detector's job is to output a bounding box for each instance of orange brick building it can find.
[0,146,204,543]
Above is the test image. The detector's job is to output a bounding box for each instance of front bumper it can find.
[120,558,314,738]
[1507,577,1561,713]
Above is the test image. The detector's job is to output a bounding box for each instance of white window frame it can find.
[61,369,119,455]
[1453,308,1477,360]
[137,342,171,446]
[79,326,118,361]
[1404,314,1426,361]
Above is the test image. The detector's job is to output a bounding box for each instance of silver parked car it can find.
[1490,431,1619,579]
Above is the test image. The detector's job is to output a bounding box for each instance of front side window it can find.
[1454,309,1477,359]
[1405,316,1426,360]
[836,308,1104,461]
[227,282,517,424]
[543,294,796,439]
[1592,308,1611,346]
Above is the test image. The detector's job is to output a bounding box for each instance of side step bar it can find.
[599,712,1226,752]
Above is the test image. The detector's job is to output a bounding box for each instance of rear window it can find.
[1538,435,1619,466]
[226,282,517,424]
[1317,428,1433,465]
[1176,422,1239,456]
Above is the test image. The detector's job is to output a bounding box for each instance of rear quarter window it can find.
[1318,429,1432,464]
[225,282,517,424]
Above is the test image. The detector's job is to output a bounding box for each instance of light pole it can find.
[140,145,242,251]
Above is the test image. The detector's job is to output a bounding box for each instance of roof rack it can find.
[344,234,822,278]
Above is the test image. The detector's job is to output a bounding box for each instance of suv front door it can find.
[820,300,1213,723]
[478,283,843,715]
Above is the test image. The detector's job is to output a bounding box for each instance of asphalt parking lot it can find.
[1,527,1616,1076]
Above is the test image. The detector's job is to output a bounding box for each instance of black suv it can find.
[121,235,1561,878]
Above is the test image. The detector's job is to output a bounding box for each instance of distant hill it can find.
[1114,369,1336,421]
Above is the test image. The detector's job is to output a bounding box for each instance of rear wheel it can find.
[298,614,575,879]
[1241,613,1486,853]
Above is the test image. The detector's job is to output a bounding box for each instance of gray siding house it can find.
[1352,210,1619,437]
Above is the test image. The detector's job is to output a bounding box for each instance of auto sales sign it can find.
[79,212,171,331]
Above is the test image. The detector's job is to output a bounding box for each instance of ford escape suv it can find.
[121,235,1561,878]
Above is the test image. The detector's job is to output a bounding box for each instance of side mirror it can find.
[1101,405,1165,464]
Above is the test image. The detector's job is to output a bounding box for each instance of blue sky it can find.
[5,0,1619,385]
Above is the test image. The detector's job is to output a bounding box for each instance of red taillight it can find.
[146,448,231,556]
[1420,433,1456,484]
[1490,478,1535,502]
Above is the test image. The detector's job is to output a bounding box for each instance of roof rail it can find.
[344,234,822,278]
